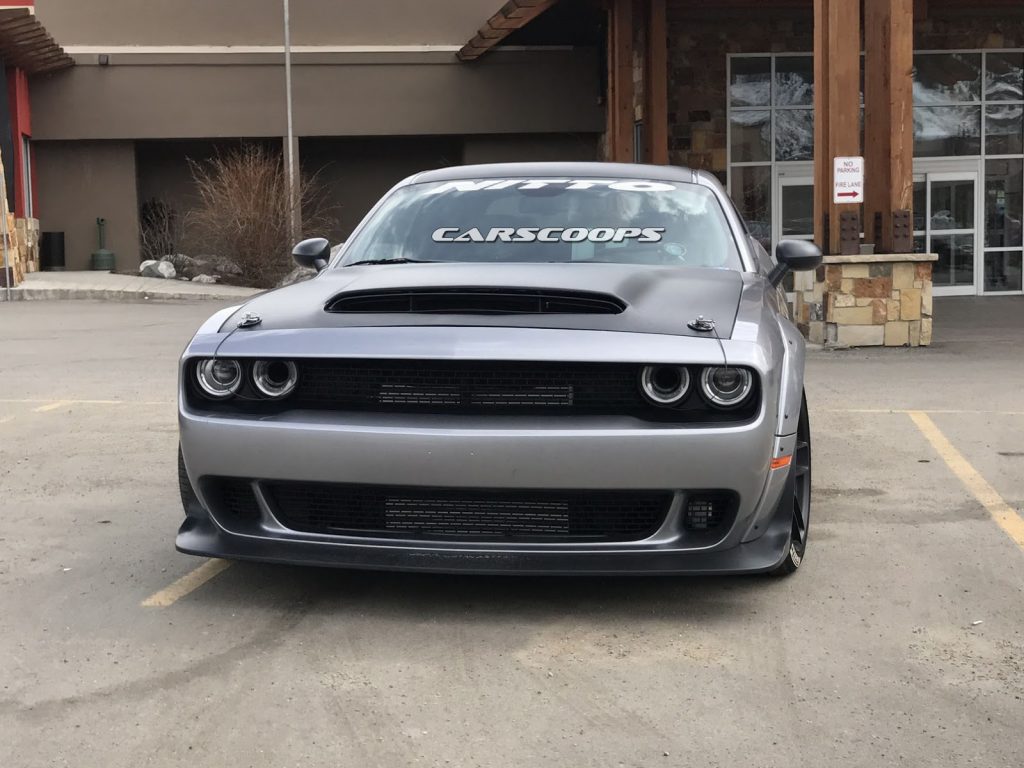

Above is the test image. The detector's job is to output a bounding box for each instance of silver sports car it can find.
[177,162,822,575]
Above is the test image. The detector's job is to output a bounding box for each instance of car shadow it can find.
[194,560,785,623]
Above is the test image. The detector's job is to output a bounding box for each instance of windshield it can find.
[339,178,743,269]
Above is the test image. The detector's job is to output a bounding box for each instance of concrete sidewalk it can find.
[0,270,261,302]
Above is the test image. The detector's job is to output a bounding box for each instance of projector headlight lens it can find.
[639,364,690,406]
[700,366,753,407]
[196,358,242,399]
[252,360,298,399]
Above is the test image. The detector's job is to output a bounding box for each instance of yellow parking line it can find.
[32,401,71,413]
[141,559,233,607]
[909,411,1024,551]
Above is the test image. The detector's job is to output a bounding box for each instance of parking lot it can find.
[1,298,1022,767]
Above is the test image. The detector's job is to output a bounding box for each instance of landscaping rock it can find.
[276,266,317,288]
[160,254,203,279]
[140,259,176,279]
[191,274,219,284]
[195,255,243,277]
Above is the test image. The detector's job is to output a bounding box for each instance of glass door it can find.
[913,170,981,296]
[774,169,814,297]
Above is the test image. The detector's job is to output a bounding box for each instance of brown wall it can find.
[34,141,141,271]
[462,134,599,164]
[34,0,495,46]
[30,50,604,141]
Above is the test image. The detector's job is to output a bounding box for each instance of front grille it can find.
[293,360,642,413]
[186,359,761,423]
[254,482,672,542]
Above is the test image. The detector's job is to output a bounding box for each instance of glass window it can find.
[775,110,814,161]
[730,57,771,107]
[729,165,772,250]
[984,251,1023,291]
[730,111,771,162]
[781,184,815,237]
[931,233,975,286]
[930,179,975,230]
[913,180,927,232]
[985,52,1024,102]
[985,104,1023,155]
[985,159,1023,248]
[914,106,981,157]
[774,56,814,106]
[913,53,982,104]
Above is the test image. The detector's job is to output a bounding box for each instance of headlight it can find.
[196,358,242,399]
[252,360,298,398]
[639,364,690,406]
[700,366,753,408]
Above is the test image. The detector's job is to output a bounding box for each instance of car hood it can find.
[224,262,745,339]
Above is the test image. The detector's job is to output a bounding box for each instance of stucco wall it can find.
[34,0,496,46]
[33,140,140,271]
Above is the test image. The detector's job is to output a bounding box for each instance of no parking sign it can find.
[833,156,864,204]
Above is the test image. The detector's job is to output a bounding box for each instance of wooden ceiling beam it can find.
[458,0,561,62]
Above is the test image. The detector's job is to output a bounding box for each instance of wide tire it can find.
[771,395,811,576]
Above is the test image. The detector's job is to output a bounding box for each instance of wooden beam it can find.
[865,0,914,252]
[606,0,635,162]
[813,0,861,255]
[644,0,669,164]
[457,0,561,61]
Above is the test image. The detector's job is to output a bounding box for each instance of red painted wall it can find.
[7,67,32,217]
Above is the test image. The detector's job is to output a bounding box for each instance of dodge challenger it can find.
[177,162,822,575]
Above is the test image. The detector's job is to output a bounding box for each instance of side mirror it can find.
[769,239,823,287]
[292,237,331,272]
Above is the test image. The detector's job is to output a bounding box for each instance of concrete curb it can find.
[2,287,260,302]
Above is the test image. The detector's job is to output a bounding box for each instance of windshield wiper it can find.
[344,258,435,267]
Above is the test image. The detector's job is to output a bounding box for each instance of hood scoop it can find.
[325,287,627,316]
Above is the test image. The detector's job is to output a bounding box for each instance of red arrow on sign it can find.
[837,192,860,198]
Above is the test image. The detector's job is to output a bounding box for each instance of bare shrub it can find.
[139,198,185,262]
[187,144,337,288]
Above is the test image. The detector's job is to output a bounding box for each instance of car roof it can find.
[407,162,704,186]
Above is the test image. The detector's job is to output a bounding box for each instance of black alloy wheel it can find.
[772,395,811,576]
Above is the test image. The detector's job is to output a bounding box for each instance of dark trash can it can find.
[40,232,66,272]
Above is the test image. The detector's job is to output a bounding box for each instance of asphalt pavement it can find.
[1,298,1022,768]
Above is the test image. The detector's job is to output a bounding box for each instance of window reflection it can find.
[775,110,814,161]
[985,104,1024,155]
[774,57,814,106]
[730,165,771,250]
[985,52,1024,102]
[913,53,982,104]
[932,234,975,286]
[984,251,1023,291]
[730,111,770,162]
[730,57,771,107]
[985,159,1023,248]
[930,180,975,230]
[914,106,981,157]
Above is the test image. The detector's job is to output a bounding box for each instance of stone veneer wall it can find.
[660,5,1024,182]
[795,256,936,347]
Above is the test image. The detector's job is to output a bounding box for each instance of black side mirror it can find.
[769,239,823,287]
[292,237,331,272]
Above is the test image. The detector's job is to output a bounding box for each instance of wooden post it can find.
[813,0,862,255]
[644,0,669,164]
[864,0,914,252]
[607,0,635,163]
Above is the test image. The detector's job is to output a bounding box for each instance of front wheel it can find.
[771,395,811,576]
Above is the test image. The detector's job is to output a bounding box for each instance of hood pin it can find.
[687,315,715,333]
[238,313,262,328]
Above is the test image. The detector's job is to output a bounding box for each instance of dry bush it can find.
[139,198,185,262]
[188,144,337,287]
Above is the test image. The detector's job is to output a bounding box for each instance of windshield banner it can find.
[432,227,665,244]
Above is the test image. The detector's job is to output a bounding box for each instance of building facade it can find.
[20,0,1024,305]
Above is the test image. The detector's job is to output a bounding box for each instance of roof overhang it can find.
[0,7,72,74]
[458,0,561,62]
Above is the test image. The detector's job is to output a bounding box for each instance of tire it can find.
[771,394,811,576]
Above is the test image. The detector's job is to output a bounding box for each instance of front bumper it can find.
[178,404,795,574]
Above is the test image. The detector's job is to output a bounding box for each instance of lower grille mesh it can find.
[260,482,672,542]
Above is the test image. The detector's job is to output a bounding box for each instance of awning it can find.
[458,0,560,61]
[0,7,72,74]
